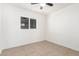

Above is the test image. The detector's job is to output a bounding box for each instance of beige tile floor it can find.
[0,40,79,56]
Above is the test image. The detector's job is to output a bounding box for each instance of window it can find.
[21,17,29,29]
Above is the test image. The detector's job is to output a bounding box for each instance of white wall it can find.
[0,4,8,50]
[2,4,45,49]
[47,4,79,51]
[0,4,2,49]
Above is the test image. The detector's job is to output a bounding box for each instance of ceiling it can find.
[9,3,73,15]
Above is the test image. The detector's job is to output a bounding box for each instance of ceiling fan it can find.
[31,3,54,10]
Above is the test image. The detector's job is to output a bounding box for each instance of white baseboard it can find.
[3,39,44,50]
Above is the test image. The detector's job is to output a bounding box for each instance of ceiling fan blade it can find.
[46,3,53,6]
[31,3,39,5]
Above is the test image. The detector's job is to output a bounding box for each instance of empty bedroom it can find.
[0,3,79,56]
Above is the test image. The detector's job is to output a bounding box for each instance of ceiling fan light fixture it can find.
[40,6,43,10]
[31,3,53,10]
[40,3,45,10]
